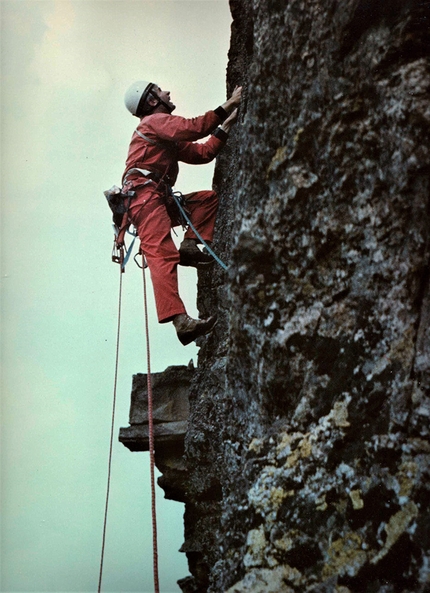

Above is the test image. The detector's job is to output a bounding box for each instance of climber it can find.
[121,80,242,345]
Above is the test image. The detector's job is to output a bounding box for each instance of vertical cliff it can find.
[121,1,430,591]
[182,0,430,591]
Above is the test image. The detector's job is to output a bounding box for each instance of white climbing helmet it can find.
[124,80,155,116]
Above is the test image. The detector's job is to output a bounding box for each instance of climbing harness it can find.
[105,172,228,273]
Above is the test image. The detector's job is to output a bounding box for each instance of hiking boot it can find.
[173,313,217,345]
[179,238,214,269]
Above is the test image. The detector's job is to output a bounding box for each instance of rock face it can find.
[121,1,430,591]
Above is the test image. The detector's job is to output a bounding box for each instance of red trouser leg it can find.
[129,188,186,324]
[183,190,218,243]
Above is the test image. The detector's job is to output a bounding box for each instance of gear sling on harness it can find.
[104,185,136,269]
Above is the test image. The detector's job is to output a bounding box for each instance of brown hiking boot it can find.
[179,238,214,269]
[173,313,217,345]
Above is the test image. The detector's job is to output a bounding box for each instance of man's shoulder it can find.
[143,112,179,124]
[139,112,182,134]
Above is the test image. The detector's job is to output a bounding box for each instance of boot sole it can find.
[177,316,218,345]
[180,260,215,270]
[179,252,214,269]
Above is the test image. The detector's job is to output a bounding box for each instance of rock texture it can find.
[119,365,193,501]
[120,364,193,452]
[121,1,430,591]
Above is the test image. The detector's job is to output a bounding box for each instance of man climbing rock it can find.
[122,81,241,345]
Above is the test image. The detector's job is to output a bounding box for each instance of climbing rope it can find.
[141,254,160,593]
[98,249,159,593]
[170,190,228,271]
[98,263,123,593]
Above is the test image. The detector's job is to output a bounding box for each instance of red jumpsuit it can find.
[122,109,226,323]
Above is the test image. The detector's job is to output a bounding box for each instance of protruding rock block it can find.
[119,363,194,453]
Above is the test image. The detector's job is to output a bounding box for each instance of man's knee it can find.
[203,189,218,209]
[185,189,218,204]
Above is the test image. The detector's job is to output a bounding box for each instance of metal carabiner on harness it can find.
[112,226,139,273]
[133,250,148,269]
[112,241,125,271]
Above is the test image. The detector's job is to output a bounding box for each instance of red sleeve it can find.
[177,135,225,164]
[143,111,221,143]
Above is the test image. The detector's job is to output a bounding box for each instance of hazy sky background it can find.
[1,1,232,591]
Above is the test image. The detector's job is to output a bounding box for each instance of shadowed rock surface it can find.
[121,1,429,591]
[119,364,193,452]
[119,365,193,501]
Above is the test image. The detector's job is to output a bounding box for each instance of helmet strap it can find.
[135,83,154,117]
[148,89,174,114]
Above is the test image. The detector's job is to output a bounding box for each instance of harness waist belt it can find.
[124,167,162,183]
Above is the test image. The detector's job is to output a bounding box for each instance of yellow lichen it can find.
[294,128,304,143]
[270,487,292,510]
[299,436,312,457]
[323,532,367,579]
[316,494,328,511]
[284,434,312,468]
[277,431,304,451]
[248,438,265,454]
[266,146,288,176]
[285,448,301,468]
[397,461,418,498]
[273,532,297,552]
[349,490,364,510]
[371,501,418,564]
[410,438,430,452]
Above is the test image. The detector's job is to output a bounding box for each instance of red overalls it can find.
[122,110,225,323]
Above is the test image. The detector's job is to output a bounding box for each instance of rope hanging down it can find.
[98,266,123,593]
[98,255,159,593]
[142,254,160,593]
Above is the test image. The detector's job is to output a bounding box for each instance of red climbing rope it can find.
[142,255,160,593]
[98,262,123,593]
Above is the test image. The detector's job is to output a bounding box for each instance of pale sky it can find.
[1,1,232,591]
